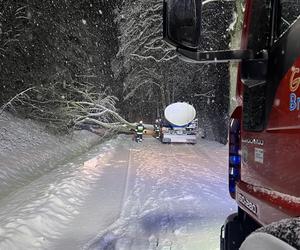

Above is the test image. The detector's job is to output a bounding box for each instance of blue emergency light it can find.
[229,155,241,165]
[228,118,241,198]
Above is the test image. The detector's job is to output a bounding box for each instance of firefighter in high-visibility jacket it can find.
[153,119,160,139]
[135,121,145,142]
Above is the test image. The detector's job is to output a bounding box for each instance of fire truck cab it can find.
[163,0,300,249]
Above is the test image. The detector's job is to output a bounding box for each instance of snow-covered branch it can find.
[203,0,235,6]
[0,87,35,115]
[130,51,176,63]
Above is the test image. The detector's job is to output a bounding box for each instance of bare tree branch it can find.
[0,87,35,115]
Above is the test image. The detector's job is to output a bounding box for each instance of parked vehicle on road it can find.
[161,102,198,144]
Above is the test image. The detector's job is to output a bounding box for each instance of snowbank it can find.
[0,136,121,250]
[0,112,105,199]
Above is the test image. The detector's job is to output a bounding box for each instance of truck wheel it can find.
[221,209,261,250]
[221,213,245,250]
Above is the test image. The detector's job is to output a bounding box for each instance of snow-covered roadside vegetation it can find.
[0,112,107,199]
[0,0,122,133]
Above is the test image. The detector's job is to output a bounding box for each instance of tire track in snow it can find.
[86,138,235,250]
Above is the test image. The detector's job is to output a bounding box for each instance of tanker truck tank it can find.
[161,102,198,144]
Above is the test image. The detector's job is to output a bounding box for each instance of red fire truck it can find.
[163,0,300,249]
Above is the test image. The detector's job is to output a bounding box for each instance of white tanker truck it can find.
[161,102,198,144]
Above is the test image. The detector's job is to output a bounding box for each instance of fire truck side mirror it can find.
[163,0,255,63]
[163,0,202,50]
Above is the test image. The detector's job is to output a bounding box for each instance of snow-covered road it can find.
[0,135,235,250]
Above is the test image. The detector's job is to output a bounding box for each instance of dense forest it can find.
[0,0,123,133]
[0,0,235,143]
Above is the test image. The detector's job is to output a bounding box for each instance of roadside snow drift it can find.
[0,112,103,199]
[0,137,124,249]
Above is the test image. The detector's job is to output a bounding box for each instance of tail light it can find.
[229,118,241,199]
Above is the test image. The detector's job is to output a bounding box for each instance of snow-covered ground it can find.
[0,112,104,199]
[86,138,236,250]
[0,133,236,250]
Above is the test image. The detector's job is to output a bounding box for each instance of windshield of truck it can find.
[247,0,271,51]
[199,0,245,51]
[277,0,300,38]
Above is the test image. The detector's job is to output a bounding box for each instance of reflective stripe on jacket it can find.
[136,125,144,134]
